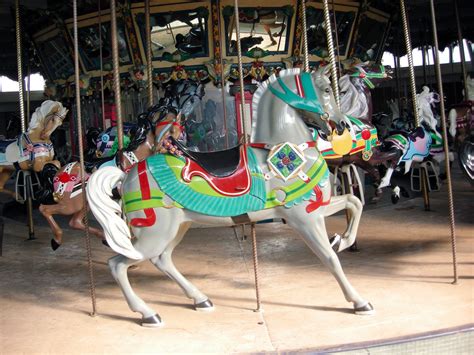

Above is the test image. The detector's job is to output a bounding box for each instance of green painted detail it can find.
[264,155,329,209]
[147,148,266,217]
[269,73,324,114]
[390,134,408,146]
[430,131,443,148]
[123,189,166,213]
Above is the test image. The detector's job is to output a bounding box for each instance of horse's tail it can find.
[86,166,143,260]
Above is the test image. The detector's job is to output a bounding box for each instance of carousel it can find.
[0,0,472,353]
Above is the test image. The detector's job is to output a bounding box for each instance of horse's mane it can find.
[27,100,67,133]
[252,68,301,120]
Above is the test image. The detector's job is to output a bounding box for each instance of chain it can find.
[251,223,261,311]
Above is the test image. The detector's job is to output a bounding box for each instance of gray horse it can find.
[87,68,373,327]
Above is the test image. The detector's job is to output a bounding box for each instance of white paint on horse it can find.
[339,74,368,119]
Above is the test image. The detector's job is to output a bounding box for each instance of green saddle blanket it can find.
[146,148,266,217]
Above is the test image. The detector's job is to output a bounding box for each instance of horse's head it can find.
[296,65,350,140]
[347,63,392,89]
[29,100,68,140]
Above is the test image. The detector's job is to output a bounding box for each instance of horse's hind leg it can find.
[108,254,163,327]
[149,222,214,311]
[285,207,373,314]
[69,210,105,242]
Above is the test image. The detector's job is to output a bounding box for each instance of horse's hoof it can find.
[141,314,163,328]
[102,239,110,248]
[354,302,375,315]
[391,194,400,204]
[51,239,61,251]
[195,299,215,312]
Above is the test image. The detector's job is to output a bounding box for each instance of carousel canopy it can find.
[0,0,472,82]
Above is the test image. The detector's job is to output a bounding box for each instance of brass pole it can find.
[399,0,420,126]
[454,0,469,98]
[145,0,154,107]
[429,0,458,284]
[73,0,97,315]
[15,0,25,132]
[322,0,340,109]
[300,0,309,72]
[16,0,35,239]
[233,0,249,143]
[110,0,124,149]
[98,0,106,130]
[400,0,429,210]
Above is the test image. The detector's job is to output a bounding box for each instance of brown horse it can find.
[39,118,157,250]
[0,101,67,197]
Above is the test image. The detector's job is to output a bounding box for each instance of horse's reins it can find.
[350,65,386,89]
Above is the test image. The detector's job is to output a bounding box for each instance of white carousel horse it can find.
[448,75,474,142]
[378,87,444,189]
[87,68,373,327]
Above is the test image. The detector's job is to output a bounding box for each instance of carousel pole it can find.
[453,0,469,99]
[98,0,106,130]
[400,0,430,211]
[145,0,154,108]
[110,0,124,149]
[73,0,97,315]
[216,0,229,148]
[233,0,261,312]
[16,0,35,240]
[429,0,458,284]
[322,0,340,109]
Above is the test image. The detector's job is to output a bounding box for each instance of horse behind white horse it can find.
[87,68,373,327]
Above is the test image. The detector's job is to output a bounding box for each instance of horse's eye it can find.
[325,88,330,93]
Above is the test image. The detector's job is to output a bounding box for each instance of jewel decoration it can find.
[267,142,306,181]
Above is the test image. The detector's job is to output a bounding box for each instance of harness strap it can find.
[129,160,157,228]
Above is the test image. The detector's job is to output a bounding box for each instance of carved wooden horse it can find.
[87,68,373,327]
[448,75,474,148]
[39,118,155,250]
[0,101,67,196]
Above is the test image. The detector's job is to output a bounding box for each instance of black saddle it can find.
[170,137,242,178]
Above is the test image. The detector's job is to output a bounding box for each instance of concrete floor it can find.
[0,170,472,353]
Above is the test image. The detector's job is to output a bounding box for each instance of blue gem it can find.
[287,163,295,171]
[288,152,296,160]
[101,134,110,143]
[277,151,286,159]
[276,162,284,169]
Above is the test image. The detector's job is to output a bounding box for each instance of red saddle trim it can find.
[130,160,157,227]
[306,186,331,214]
[181,146,251,197]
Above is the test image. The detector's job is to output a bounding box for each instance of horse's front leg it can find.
[322,194,363,252]
[149,222,214,311]
[39,203,66,250]
[284,206,373,314]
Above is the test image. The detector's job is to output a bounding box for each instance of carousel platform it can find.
[0,168,472,354]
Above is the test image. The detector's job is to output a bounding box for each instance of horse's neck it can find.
[251,76,313,145]
[345,78,370,121]
[24,130,48,144]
